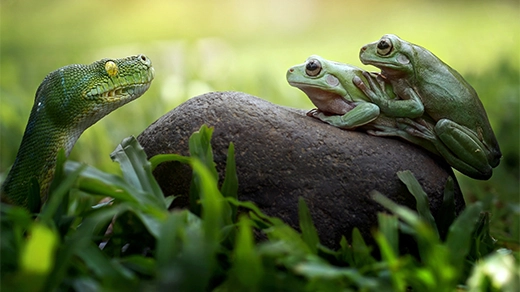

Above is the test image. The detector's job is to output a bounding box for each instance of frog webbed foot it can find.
[366,125,402,137]
[308,109,334,125]
[397,118,436,141]
[307,108,321,118]
[353,72,389,105]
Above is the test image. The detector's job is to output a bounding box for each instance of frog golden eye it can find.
[305,59,322,76]
[377,38,393,56]
[105,61,118,76]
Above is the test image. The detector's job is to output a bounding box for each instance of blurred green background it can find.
[0,0,518,224]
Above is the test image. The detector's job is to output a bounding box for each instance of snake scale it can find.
[1,55,155,209]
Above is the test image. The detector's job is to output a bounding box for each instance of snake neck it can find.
[1,106,82,207]
[1,54,154,209]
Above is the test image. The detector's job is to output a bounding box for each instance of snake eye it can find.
[376,38,393,56]
[105,61,118,77]
[305,59,322,76]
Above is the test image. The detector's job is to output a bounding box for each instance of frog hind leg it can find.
[313,102,380,130]
[366,122,440,155]
[433,119,492,180]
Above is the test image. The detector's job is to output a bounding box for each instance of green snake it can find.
[1,55,155,209]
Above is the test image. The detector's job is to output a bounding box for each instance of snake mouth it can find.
[100,82,152,100]
[87,68,155,101]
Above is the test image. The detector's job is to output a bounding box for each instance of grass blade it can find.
[228,216,263,289]
[298,197,319,254]
[351,228,375,267]
[445,202,483,269]
[150,154,190,171]
[110,136,165,207]
[377,213,399,256]
[221,142,238,222]
[397,170,438,238]
[437,176,456,240]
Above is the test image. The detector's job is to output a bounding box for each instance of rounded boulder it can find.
[137,91,464,248]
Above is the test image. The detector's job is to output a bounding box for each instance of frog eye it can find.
[377,38,393,56]
[305,59,322,76]
[105,61,119,77]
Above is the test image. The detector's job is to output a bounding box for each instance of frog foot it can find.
[307,108,320,117]
[307,109,332,123]
[366,125,402,137]
[353,72,389,105]
[397,118,436,141]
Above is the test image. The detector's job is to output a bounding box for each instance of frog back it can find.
[411,46,500,157]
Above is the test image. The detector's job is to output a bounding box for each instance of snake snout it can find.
[138,54,152,67]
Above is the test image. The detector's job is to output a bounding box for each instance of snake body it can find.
[1,55,155,208]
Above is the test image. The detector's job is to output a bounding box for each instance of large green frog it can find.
[286,55,439,154]
[357,34,501,180]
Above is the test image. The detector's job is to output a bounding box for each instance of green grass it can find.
[1,125,517,291]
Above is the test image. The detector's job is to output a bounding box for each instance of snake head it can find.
[35,54,155,129]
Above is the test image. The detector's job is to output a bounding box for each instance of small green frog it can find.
[287,55,439,154]
[287,55,383,129]
[357,34,501,180]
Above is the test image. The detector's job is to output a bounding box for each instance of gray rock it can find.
[137,91,464,248]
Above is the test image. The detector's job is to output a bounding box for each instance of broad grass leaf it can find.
[374,231,405,291]
[67,162,169,235]
[75,175,138,204]
[265,224,313,257]
[372,191,439,261]
[294,260,379,290]
[155,210,213,291]
[47,148,67,216]
[377,213,399,256]
[397,170,438,237]
[469,212,496,260]
[437,177,456,240]
[225,197,285,227]
[190,158,225,243]
[221,142,238,222]
[298,197,319,254]
[351,228,375,267]
[44,203,132,290]
[228,216,263,289]
[339,236,354,266]
[372,191,420,226]
[149,153,190,171]
[188,125,218,180]
[110,136,165,207]
[188,125,218,216]
[76,241,137,288]
[38,162,85,225]
[445,202,483,269]
[119,255,156,277]
[66,161,140,203]
[0,204,34,283]
[156,211,191,268]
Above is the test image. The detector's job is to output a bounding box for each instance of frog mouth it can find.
[293,84,352,115]
[359,56,405,74]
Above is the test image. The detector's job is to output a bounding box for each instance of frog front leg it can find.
[311,102,380,129]
[400,118,493,179]
[354,72,424,118]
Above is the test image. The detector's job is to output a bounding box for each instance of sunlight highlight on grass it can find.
[21,223,58,274]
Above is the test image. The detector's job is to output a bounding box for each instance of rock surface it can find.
[137,91,464,248]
